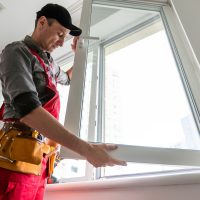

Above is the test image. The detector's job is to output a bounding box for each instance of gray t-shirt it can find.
[0,35,70,119]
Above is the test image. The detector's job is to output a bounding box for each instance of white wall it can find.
[169,0,200,66]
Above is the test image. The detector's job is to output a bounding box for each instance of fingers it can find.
[103,144,118,151]
[99,159,127,168]
[94,143,118,151]
[71,36,79,52]
[111,158,127,166]
[87,143,127,168]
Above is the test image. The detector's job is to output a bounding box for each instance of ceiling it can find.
[0,0,168,60]
[0,0,82,59]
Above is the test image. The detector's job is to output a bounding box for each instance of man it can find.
[0,3,126,200]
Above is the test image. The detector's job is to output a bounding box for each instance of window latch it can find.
[78,36,100,48]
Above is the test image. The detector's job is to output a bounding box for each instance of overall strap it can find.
[29,49,57,88]
[0,103,4,120]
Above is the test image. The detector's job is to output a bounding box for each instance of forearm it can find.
[20,106,127,167]
[20,106,91,158]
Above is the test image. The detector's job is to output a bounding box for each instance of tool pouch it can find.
[0,123,50,175]
[10,136,43,165]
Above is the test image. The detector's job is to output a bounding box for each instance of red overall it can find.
[0,50,60,200]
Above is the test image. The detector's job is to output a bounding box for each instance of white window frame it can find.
[60,0,200,182]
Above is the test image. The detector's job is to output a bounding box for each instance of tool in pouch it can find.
[46,146,61,177]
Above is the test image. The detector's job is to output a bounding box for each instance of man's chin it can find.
[49,46,58,52]
[47,48,54,53]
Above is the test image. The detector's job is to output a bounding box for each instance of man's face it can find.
[39,18,70,52]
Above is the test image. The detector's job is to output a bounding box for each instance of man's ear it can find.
[37,16,47,29]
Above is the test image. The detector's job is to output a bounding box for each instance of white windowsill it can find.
[46,169,200,191]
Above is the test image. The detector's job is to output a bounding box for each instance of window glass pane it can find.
[103,20,200,150]
[57,61,73,125]
[92,6,200,149]
[80,51,94,141]
[53,62,87,182]
[86,3,200,177]
[57,83,69,125]
[53,159,86,181]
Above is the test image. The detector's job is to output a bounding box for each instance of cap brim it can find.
[67,24,82,36]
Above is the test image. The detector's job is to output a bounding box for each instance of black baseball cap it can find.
[36,3,82,36]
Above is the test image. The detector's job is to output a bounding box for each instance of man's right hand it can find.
[86,143,127,168]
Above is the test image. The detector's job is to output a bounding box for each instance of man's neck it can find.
[31,32,44,51]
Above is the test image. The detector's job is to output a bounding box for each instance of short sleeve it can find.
[52,60,70,85]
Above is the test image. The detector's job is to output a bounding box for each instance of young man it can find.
[0,3,126,200]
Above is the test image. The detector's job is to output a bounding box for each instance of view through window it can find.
[101,18,200,177]
[53,3,200,182]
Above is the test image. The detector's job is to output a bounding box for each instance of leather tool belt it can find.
[0,121,52,175]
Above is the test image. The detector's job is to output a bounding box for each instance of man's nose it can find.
[58,38,65,47]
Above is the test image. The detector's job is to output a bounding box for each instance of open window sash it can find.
[61,0,200,170]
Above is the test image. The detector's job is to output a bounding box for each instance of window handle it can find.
[78,36,100,48]
[81,36,100,41]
